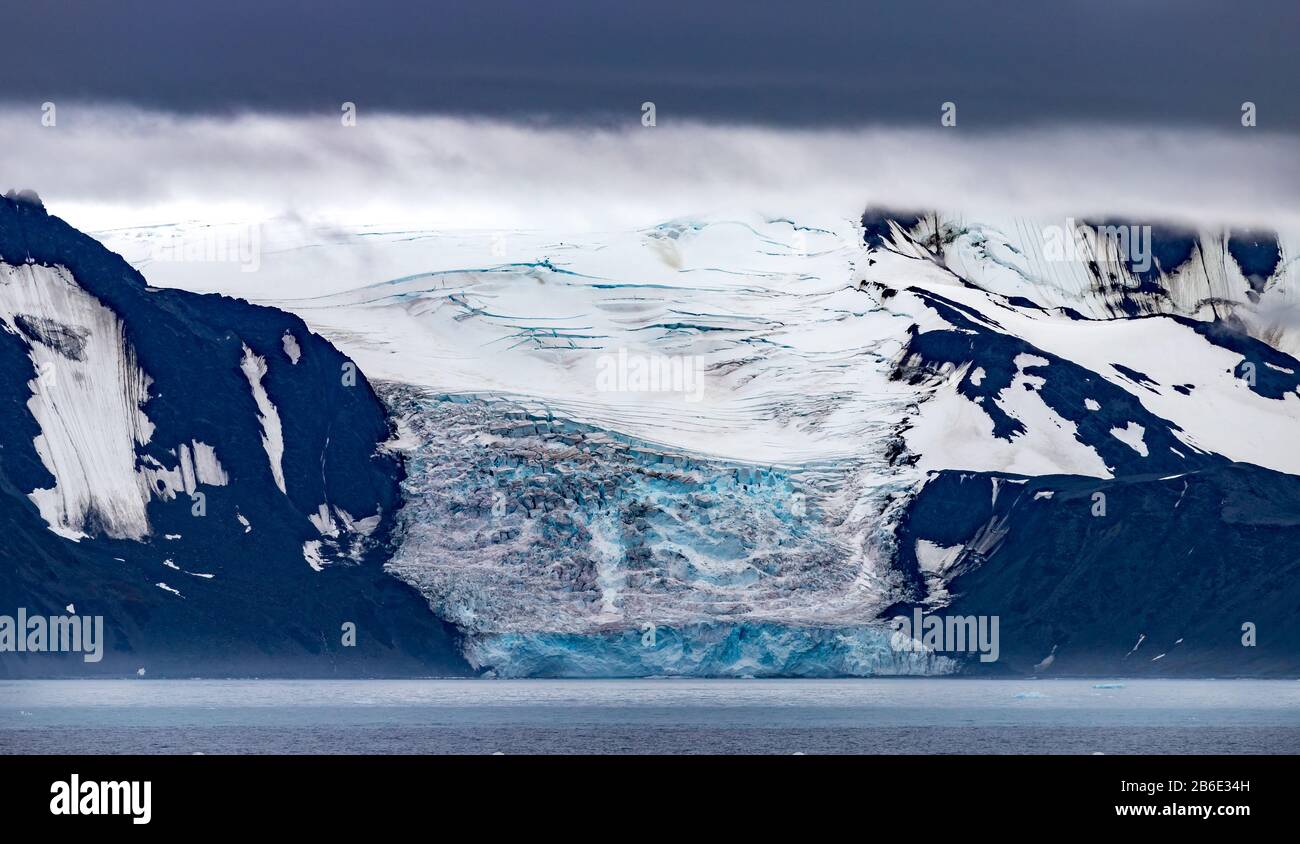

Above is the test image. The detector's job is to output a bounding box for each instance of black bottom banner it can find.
[0,754,1283,831]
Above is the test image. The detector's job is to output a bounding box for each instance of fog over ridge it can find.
[2,108,1297,233]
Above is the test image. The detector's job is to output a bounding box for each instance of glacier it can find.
[56,205,1300,676]
[380,386,915,673]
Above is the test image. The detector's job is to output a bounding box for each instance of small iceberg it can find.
[1092,683,1125,689]
[1013,691,1047,699]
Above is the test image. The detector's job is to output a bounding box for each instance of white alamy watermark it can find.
[595,348,706,402]
[50,775,151,825]
[1042,217,1152,274]
[0,608,104,662]
[891,608,1000,663]
[150,223,261,272]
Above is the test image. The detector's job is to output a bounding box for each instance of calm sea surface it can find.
[2,678,1297,754]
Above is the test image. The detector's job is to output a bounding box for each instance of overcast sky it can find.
[3,2,1297,233]
[3,0,1298,129]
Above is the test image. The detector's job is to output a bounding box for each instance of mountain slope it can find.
[0,192,469,677]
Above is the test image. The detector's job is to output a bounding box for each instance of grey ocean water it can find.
[2,679,1297,755]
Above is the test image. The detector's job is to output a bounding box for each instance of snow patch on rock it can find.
[915,539,963,575]
[1109,421,1149,457]
[239,344,287,494]
[302,540,326,572]
[0,263,156,541]
[281,330,301,364]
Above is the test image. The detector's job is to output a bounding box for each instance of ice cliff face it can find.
[380,386,931,676]
[83,207,1300,677]
[0,193,467,677]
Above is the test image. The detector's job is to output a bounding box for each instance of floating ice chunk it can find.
[155,582,183,597]
[1084,398,1101,411]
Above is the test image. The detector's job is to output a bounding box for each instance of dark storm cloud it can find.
[2,0,1298,128]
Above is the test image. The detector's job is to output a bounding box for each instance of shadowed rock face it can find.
[866,209,1300,675]
[905,461,1297,678]
[0,195,469,677]
[896,466,1300,677]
